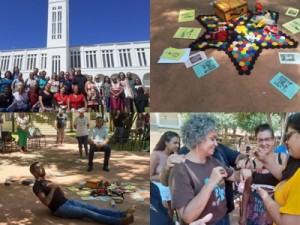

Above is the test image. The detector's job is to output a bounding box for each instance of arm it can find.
[226,169,252,182]
[11,81,15,93]
[255,150,287,180]
[24,79,28,90]
[84,82,89,95]
[83,96,87,110]
[258,188,300,225]
[150,153,160,182]
[110,87,114,95]
[159,154,186,186]
[36,184,58,207]
[86,118,90,129]
[117,86,124,96]
[53,95,58,110]
[178,166,227,224]
[102,137,109,145]
[239,176,253,225]
[160,164,171,186]
[101,87,105,99]
[39,95,44,111]
[73,118,77,129]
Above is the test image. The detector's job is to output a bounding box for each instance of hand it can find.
[253,147,268,163]
[257,187,270,201]
[236,159,250,169]
[166,154,186,168]
[189,213,213,225]
[96,142,103,148]
[47,182,59,190]
[240,169,252,182]
[209,166,228,186]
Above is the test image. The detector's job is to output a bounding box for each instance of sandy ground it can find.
[151,0,300,112]
[0,135,149,225]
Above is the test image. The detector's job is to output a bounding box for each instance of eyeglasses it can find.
[285,130,298,141]
[256,137,273,144]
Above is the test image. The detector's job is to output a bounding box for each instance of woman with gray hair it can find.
[171,114,251,225]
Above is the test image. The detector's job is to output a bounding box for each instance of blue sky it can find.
[0,0,149,50]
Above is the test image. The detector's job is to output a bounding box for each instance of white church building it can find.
[0,0,150,86]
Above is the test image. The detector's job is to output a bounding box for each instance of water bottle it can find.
[111,199,115,208]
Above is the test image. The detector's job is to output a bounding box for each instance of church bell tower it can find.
[46,0,70,74]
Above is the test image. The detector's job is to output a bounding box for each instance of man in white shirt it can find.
[87,114,111,172]
[73,108,89,158]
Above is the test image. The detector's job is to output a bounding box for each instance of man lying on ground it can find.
[29,161,135,225]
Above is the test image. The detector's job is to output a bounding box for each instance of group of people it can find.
[150,113,300,225]
[0,67,149,113]
[12,111,139,224]
[54,109,112,172]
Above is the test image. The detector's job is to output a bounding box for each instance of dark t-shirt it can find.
[0,94,13,108]
[56,114,68,129]
[171,157,234,225]
[32,179,68,212]
[72,74,87,95]
[39,92,53,107]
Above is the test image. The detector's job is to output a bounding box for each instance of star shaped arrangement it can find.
[189,11,298,75]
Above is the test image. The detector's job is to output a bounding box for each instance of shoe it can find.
[87,166,93,172]
[103,166,110,172]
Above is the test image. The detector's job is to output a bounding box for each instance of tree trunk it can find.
[266,113,273,128]
[280,113,289,145]
[224,127,228,145]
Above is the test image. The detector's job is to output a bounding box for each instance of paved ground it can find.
[151,0,300,112]
[0,135,149,225]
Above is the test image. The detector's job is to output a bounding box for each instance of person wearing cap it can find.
[74,108,89,158]
[55,108,68,145]
[87,114,111,172]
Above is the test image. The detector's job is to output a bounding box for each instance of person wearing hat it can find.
[87,114,111,172]
[55,108,68,145]
[74,108,89,158]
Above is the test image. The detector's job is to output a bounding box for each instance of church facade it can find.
[0,0,150,86]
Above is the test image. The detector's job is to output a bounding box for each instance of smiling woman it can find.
[170,114,251,225]
[257,113,300,225]
[240,123,287,225]
[150,131,180,217]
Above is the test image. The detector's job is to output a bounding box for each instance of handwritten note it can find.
[173,27,201,39]
[282,18,300,34]
[178,9,195,22]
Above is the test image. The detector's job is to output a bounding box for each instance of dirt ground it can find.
[0,135,150,225]
[151,0,300,112]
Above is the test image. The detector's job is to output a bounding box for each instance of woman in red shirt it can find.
[54,86,69,110]
[68,85,87,112]
[28,82,40,112]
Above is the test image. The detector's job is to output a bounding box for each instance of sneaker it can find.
[103,166,110,172]
[87,166,93,172]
